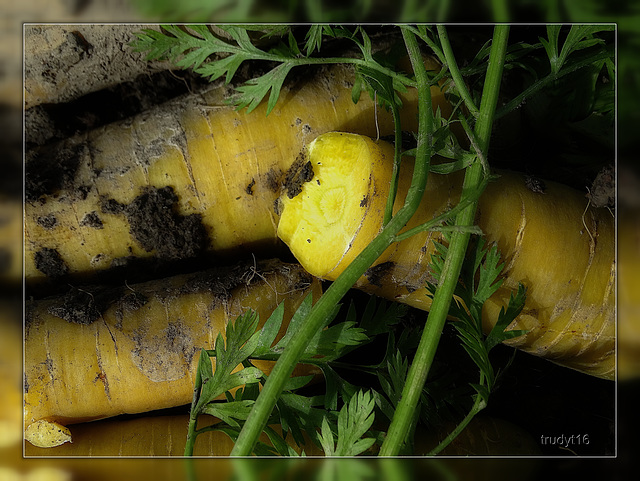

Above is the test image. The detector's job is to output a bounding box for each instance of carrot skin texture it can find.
[277,133,615,380]
[24,260,322,439]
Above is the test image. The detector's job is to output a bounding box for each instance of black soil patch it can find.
[79,211,104,229]
[284,151,314,199]
[177,259,314,309]
[273,198,282,216]
[176,262,252,305]
[25,69,209,148]
[114,289,149,326]
[245,178,256,195]
[120,291,149,311]
[34,248,68,278]
[37,214,58,229]
[25,141,87,202]
[265,168,282,193]
[100,186,208,260]
[364,261,395,288]
[524,174,547,194]
[45,284,149,325]
[47,286,108,325]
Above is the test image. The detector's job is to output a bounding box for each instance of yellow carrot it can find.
[277,132,615,379]
[24,260,322,447]
[24,63,450,285]
[24,414,323,457]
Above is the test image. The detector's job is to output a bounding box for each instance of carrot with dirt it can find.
[23,61,448,286]
[277,132,615,380]
[23,25,170,110]
[23,259,322,447]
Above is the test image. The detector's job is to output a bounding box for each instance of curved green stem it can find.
[437,25,480,118]
[379,24,510,457]
[427,394,487,455]
[495,44,612,120]
[246,53,417,89]
[457,113,491,176]
[429,368,488,455]
[230,26,434,457]
[383,103,403,226]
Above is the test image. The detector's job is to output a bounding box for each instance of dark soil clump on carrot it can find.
[101,186,208,260]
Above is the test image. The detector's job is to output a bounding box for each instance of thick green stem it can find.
[184,416,198,457]
[230,27,434,457]
[184,358,204,456]
[379,25,510,457]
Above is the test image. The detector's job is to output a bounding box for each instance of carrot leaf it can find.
[319,390,377,456]
[131,24,416,117]
[193,310,262,415]
[187,293,401,455]
[485,283,528,351]
[428,235,527,394]
[202,400,255,428]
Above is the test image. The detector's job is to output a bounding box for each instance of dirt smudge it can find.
[100,186,208,260]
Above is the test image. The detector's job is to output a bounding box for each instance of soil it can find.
[175,258,313,302]
[100,186,208,261]
[524,174,547,194]
[23,25,169,109]
[25,69,207,148]
[47,285,124,325]
[33,260,312,329]
[36,214,58,230]
[264,168,283,193]
[34,248,68,278]
[245,178,256,195]
[79,211,104,229]
[284,151,314,199]
[587,164,615,209]
[25,140,88,203]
